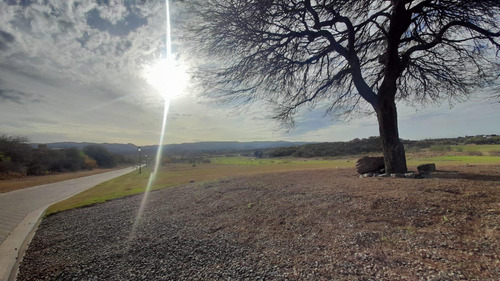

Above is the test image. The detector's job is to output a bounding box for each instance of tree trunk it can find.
[373,0,411,174]
[375,96,407,174]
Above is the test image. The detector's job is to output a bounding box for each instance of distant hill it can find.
[31,135,499,159]
[158,141,311,154]
[31,142,139,155]
[267,135,500,158]
[30,141,313,156]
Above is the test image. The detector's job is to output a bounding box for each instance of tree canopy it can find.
[186,0,500,173]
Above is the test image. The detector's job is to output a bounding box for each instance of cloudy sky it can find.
[0,0,498,145]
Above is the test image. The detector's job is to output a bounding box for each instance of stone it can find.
[355,156,385,174]
[417,163,436,173]
[391,173,405,178]
[362,173,374,178]
[404,172,416,178]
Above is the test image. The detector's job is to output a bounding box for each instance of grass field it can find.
[454,144,500,153]
[408,155,500,166]
[45,158,353,215]
[426,144,500,155]
[46,151,500,216]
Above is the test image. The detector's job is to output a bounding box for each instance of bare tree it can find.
[186,0,500,173]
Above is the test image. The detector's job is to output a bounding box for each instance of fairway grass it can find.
[46,154,500,216]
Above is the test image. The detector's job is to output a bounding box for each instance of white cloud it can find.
[0,1,498,146]
[96,0,128,25]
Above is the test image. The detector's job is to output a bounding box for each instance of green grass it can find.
[210,157,340,166]
[426,144,500,155]
[455,144,500,153]
[46,154,499,216]
[46,158,354,215]
[408,155,500,166]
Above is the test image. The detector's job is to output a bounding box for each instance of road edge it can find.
[0,206,46,281]
[0,167,137,281]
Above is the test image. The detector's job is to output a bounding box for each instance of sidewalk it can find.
[0,167,136,281]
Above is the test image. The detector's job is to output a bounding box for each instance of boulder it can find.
[417,163,436,173]
[355,156,385,174]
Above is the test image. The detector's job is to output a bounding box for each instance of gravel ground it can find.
[17,166,500,280]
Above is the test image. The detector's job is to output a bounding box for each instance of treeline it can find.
[267,135,500,158]
[0,134,131,178]
[268,137,383,158]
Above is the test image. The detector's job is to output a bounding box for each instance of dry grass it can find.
[20,164,500,280]
[0,168,120,193]
[156,165,500,279]
[45,160,351,215]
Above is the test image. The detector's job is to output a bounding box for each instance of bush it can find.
[82,154,98,170]
[83,145,117,168]
[27,163,49,176]
[489,150,500,156]
[0,134,31,175]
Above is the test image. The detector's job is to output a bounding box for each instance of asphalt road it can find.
[0,167,135,281]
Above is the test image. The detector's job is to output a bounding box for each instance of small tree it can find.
[186,0,500,173]
[0,134,31,175]
[83,145,117,168]
[254,150,264,158]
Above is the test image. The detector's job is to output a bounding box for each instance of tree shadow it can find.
[423,170,500,182]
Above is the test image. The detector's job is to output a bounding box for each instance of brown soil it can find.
[18,165,500,280]
[0,168,119,193]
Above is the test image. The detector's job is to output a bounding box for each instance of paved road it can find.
[0,167,136,281]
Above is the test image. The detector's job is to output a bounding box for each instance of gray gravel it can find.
[17,186,282,281]
[16,167,500,280]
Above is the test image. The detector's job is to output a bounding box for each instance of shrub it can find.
[489,150,500,156]
[83,145,117,168]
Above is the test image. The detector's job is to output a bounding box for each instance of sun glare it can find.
[143,57,189,101]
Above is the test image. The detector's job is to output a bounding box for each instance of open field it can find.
[4,144,499,196]
[46,158,352,215]
[18,165,500,280]
[0,168,120,194]
[420,144,500,156]
[408,155,500,166]
[453,144,500,154]
[46,154,500,215]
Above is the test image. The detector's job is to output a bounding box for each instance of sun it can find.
[142,57,189,101]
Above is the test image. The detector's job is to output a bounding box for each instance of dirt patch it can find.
[17,165,500,280]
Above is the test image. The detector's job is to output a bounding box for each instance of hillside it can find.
[30,135,499,159]
[30,141,313,157]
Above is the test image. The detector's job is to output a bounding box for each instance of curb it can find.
[0,167,138,281]
[0,206,47,281]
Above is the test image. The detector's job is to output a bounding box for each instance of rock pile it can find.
[356,157,436,179]
[359,171,420,179]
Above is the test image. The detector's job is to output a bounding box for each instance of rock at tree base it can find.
[417,163,436,173]
[355,156,385,174]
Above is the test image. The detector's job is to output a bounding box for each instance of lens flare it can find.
[129,0,177,242]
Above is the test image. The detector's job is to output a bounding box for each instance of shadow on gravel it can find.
[426,170,500,182]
